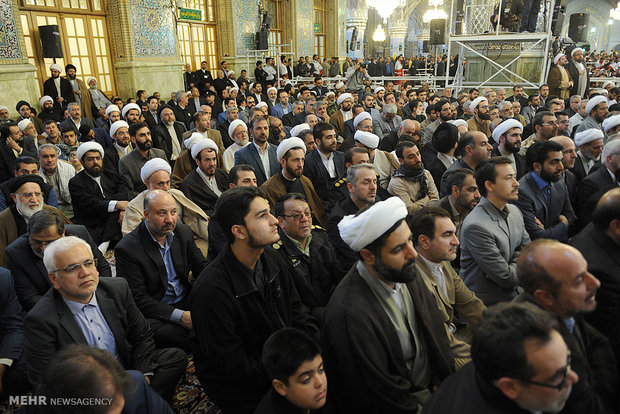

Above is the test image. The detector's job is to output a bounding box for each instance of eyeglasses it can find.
[542,121,558,126]
[51,258,98,274]
[281,211,312,221]
[29,236,61,248]
[18,191,42,198]
[518,352,572,391]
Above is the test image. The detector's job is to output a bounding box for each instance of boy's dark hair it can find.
[475,156,513,197]
[408,206,450,246]
[129,121,148,137]
[395,140,416,160]
[263,328,321,385]
[214,186,266,243]
[525,140,564,170]
[228,164,255,186]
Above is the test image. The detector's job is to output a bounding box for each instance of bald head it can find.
[398,119,420,137]
[593,188,620,237]
[143,190,177,239]
[550,135,577,169]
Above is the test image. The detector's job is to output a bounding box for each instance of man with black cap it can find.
[42,63,74,111]
[15,100,44,135]
[64,64,93,120]
[322,197,455,413]
[427,122,459,186]
[0,174,69,266]
[68,141,130,249]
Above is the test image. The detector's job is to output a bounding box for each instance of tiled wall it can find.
[0,0,23,61]
[129,0,177,57]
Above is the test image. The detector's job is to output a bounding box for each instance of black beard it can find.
[540,168,561,183]
[85,164,102,177]
[478,112,491,120]
[136,140,152,151]
[439,113,452,122]
[373,254,417,284]
[285,164,302,178]
[504,140,520,154]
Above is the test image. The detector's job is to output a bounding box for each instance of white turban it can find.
[602,81,614,89]
[267,87,277,94]
[184,133,203,151]
[448,119,468,130]
[17,119,32,132]
[598,88,609,96]
[326,91,335,97]
[39,96,53,107]
[553,53,565,65]
[574,129,604,147]
[109,121,129,138]
[230,87,239,93]
[255,101,268,109]
[335,82,345,90]
[228,70,235,75]
[338,196,408,252]
[491,119,523,143]
[354,131,379,149]
[374,86,385,94]
[228,119,247,138]
[121,103,141,118]
[603,114,620,133]
[353,111,372,129]
[0,105,8,112]
[105,104,120,116]
[86,76,97,85]
[76,142,104,162]
[276,137,306,160]
[585,96,607,115]
[49,63,62,73]
[469,97,488,113]
[571,47,583,57]
[336,93,353,106]
[191,137,219,159]
[249,83,255,90]
[140,158,171,182]
[290,123,311,137]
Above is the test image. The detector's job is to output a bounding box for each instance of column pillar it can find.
[0,0,40,113]
[107,0,183,100]
[388,6,407,58]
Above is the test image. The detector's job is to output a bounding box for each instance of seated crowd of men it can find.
[0,59,620,414]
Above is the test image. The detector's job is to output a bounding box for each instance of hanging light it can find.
[423,6,448,23]
[611,2,620,21]
[367,0,405,20]
[373,24,386,42]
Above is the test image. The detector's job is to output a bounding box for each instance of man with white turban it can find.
[87,76,112,118]
[42,64,74,111]
[567,47,590,98]
[222,119,250,171]
[547,53,573,100]
[576,95,608,134]
[490,118,527,179]
[354,130,400,189]
[37,95,62,123]
[323,196,455,413]
[180,138,229,216]
[572,128,605,182]
[259,137,327,226]
[603,113,620,142]
[68,141,130,249]
[466,97,492,138]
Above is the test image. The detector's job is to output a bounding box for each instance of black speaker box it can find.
[256,30,269,50]
[568,13,589,43]
[39,25,63,59]
[551,5,565,36]
[430,19,447,45]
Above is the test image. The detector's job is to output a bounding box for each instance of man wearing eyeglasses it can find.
[24,236,187,403]
[513,239,618,413]
[6,209,110,311]
[272,193,344,320]
[423,302,578,414]
[519,111,558,157]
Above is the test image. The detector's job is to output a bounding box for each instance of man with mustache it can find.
[513,141,576,242]
[118,122,168,198]
[491,118,527,180]
[516,239,618,413]
[409,207,486,368]
[460,157,531,305]
[115,190,207,352]
[322,197,455,414]
[466,97,492,138]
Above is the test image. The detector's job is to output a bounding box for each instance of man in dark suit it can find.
[490,118,527,180]
[428,122,459,187]
[0,267,29,401]
[570,188,620,378]
[172,91,193,130]
[551,135,579,204]
[181,138,229,216]
[153,106,187,162]
[115,190,207,351]
[517,239,618,412]
[6,209,110,312]
[194,61,213,95]
[0,122,37,183]
[303,122,345,203]
[143,96,160,132]
[68,142,131,246]
[42,63,74,112]
[103,120,132,178]
[23,236,187,401]
[576,138,620,228]
[513,141,576,242]
[281,101,306,128]
[234,117,279,186]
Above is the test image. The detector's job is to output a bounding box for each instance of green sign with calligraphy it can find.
[180,8,202,21]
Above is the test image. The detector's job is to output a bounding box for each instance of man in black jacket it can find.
[42,63,75,112]
[24,236,187,401]
[303,122,345,203]
[68,142,130,247]
[6,209,111,312]
[191,186,318,414]
[115,190,207,351]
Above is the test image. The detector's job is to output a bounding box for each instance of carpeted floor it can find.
[172,355,222,414]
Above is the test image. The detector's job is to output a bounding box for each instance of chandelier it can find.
[367,0,405,20]
[423,0,447,23]
[373,24,386,42]
[611,2,620,21]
